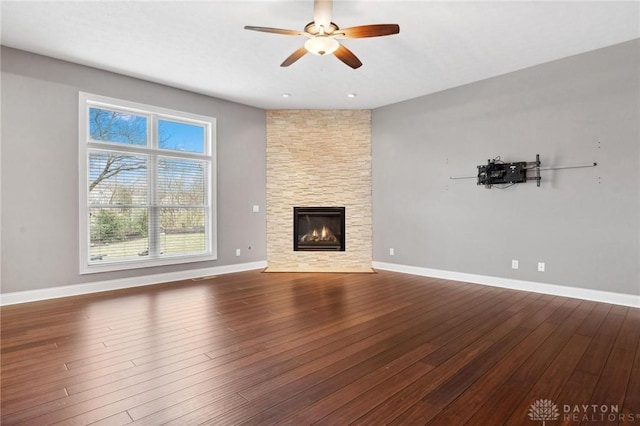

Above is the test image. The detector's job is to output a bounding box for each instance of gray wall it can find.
[372,40,640,296]
[3,41,639,297]
[1,47,266,294]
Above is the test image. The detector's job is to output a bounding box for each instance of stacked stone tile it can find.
[266,110,373,272]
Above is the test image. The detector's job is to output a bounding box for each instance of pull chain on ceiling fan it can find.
[244,0,400,69]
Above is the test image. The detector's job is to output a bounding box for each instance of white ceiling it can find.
[1,1,638,110]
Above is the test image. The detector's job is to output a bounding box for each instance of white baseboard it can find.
[372,261,640,308]
[4,260,637,309]
[0,261,267,306]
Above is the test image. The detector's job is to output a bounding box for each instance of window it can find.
[79,93,216,273]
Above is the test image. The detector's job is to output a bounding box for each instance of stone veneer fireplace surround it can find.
[265,110,372,273]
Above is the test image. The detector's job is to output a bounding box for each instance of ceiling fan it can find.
[244,0,400,69]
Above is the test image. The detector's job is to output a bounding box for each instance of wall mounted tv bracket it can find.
[449,154,597,188]
[477,154,541,188]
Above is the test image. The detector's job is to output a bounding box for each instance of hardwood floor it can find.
[1,270,638,425]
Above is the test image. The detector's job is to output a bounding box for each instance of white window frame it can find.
[79,92,217,274]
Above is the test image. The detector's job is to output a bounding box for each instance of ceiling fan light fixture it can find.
[304,36,339,56]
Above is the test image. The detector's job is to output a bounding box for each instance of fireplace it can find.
[294,207,345,251]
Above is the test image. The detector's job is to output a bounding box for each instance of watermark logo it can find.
[529,399,560,425]
[528,399,637,423]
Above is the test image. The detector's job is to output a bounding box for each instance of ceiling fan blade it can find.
[337,24,400,38]
[314,0,333,32]
[281,46,308,67]
[334,44,362,69]
[244,26,304,36]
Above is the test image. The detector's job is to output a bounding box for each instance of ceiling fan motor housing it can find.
[304,21,340,35]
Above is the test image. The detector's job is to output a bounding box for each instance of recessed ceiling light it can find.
[347,93,357,98]
[281,93,291,98]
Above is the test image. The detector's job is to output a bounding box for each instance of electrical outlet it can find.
[512,260,519,270]
[389,248,395,256]
[236,249,241,257]
[252,205,260,213]
[538,262,545,272]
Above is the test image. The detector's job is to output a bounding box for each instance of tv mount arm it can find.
[477,154,541,188]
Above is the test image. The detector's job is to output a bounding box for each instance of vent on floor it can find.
[192,275,218,281]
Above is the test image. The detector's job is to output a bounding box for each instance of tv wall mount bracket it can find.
[449,154,597,189]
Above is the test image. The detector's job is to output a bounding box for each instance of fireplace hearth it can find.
[294,207,345,251]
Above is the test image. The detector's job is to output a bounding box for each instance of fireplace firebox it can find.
[293,207,345,251]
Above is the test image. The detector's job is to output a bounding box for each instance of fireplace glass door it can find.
[293,207,345,251]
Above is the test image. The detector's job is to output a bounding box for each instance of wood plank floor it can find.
[1,270,638,425]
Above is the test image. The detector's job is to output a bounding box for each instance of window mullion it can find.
[148,115,159,257]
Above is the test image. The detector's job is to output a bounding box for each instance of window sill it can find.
[80,252,218,275]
